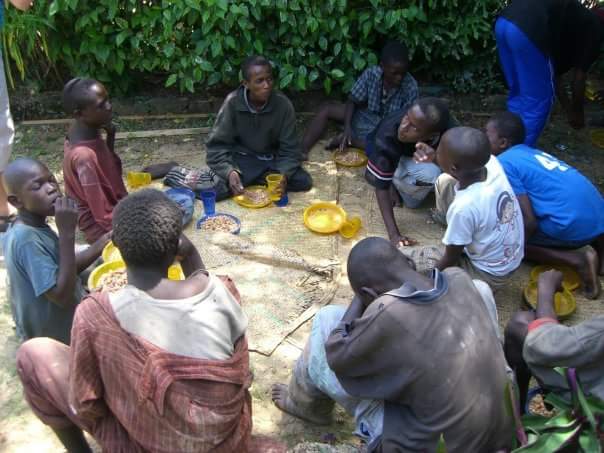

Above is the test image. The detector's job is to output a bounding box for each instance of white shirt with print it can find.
[443,156,524,276]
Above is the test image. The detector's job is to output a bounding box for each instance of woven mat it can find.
[180,149,340,355]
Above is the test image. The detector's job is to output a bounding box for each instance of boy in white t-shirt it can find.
[433,127,524,289]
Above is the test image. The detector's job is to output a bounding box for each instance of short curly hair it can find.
[112,189,183,267]
[62,78,101,114]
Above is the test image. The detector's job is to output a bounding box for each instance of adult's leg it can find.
[504,311,536,413]
[433,173,457,225]
[272,305,383,442]
[302,102,347,157]
[0,46,15,225]
[16,338,93,453]
[392,157,441,209]
[525,244,600,299]
[499,18,554,146]
[495,17,520,103]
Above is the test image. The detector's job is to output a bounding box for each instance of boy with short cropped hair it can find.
[486,111,604,298]
[62,77,127,244]
[2,158,109,344]
[434,127,524,289]
[302,40,418,157]
[16,189,284,453]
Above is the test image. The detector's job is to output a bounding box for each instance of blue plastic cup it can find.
[200,190,216,216]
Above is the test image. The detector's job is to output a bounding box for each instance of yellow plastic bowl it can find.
[529,265,581,291]
[88,260,127,291]
[303,202,347,234]
[523,281,576,319]
[102,241,122,262]
[332,148,368,167]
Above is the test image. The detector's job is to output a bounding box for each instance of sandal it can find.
[0,213,16,233]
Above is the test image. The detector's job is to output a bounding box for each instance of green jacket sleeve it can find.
[273,97,302,178]
[206,94,240,180]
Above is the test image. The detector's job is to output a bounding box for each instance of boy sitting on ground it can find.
[2,158,109,344]
[62,78,127,244]
[302,40,418,157]
[486,111,604,298]
[16,189,285,453]
[206,55,311,200]
[271,237,514,452]
[365,97,455,247]
[505,270,604,412]
[434,127,524,290]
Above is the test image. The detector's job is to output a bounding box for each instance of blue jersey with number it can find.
[498,144,604,242]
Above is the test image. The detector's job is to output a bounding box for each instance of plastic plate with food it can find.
[233,185,272,208]
[523,280,576,319]
[89,260,185,293]
[529,264,581,291]
[196,213,241,234]
[332,148,368,167]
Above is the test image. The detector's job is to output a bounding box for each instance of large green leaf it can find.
[512,424,581,452]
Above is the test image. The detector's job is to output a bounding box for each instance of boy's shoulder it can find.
[355,65,381,82]
[64,139,104,162]
[3,223,58,261]
[271,90,295,112]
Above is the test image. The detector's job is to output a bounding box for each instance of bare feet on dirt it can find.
[577,246,601,299]
[271,384,332,425]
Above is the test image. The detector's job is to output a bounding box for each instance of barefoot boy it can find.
[302,41,418,157]
[62,78,127,244]
[505,270,604,412]
[16,189,284,452]
[434,127,524,289]
[2,158,109,344]
[486,111,604,298]
[272,237,514,452]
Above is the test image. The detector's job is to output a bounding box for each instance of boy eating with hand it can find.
[62,78,127,244]
[434,127,524,289]
[2,158,109,344]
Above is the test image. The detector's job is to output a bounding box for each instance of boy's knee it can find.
[288,170,313,192]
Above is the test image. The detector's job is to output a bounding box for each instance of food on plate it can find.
[335,149,365,165]
[200,215,238,233]
[243,188,269,205]
[95,269,128,293]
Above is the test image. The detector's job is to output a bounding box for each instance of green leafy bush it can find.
[4,0,505,94]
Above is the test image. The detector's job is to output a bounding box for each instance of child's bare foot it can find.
[576,247,601,299]
[271,383,332,425]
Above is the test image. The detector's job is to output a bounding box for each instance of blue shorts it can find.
[528,229,594,249]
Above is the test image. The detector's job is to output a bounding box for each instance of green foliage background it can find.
[3,0,506,95]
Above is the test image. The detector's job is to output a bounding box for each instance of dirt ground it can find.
[1,94,604,452]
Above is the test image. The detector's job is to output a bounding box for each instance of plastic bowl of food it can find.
[529,264,581,291]
[332,148,368,167]
[233,185,272,208]
[523,281,576,319]
[89,259,184,292]
[102,241,122,262]
[303,202,347,234]
[196,213,241,234]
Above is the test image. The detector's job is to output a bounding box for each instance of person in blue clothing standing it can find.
[495,0,604,146]
[0,0,33,232]
[486,111,604,299]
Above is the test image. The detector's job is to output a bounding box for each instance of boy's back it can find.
[443,156,524,276]
[3,222,83,344]
[63,137,127,243]
[498,144,604,242]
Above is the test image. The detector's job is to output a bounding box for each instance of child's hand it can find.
[339,129,352,152]
[228,171,244,195]
[103,122,117,136]
[413,142,436,163]
[54,197,78,234]
[175,233,195,261]
[392,234,417,248]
